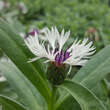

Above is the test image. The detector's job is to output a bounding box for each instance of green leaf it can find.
[92,80,108,102]
[0,95,27,110]
[56,46,110,109]
[73,45,110,89]
[56,92,81,110]
[0,19,46,79]
[0,78,7,91]
[0,61,47,110]
[92,80,110,110]
[0,79,17,99]
[0,22,51,103]
[59,80,106,110]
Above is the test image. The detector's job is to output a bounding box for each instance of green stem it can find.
[48,85,56,110]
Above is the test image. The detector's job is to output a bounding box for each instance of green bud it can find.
[46,63,68,85]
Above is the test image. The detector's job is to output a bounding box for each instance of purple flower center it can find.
[29,29,40,36]
[55,50,70,66]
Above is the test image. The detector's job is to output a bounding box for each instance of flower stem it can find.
[48,85,56,110]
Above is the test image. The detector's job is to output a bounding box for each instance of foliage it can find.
[0,19,110,110]
[1,0,110,50]
[0,0,110,110]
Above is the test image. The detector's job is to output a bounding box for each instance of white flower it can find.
[24,27,95,73]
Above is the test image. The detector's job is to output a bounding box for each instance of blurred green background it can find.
[0,0,110,51]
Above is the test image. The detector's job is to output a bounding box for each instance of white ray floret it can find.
[57,29,70,51]
[40,27,58,50]
[64,39,95,65]
[24,27,95,67]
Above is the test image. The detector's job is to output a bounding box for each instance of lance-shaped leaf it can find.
[73,45,110,89]
[0,28,51,103]
[0,60,46,110]
[0,19,46,79]
[59,80,106,110]
[56,45,110,109]
[0,95,27,110]
[56,92,81,110]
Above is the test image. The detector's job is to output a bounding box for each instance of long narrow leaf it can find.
[56,46,110,109]
[0,19,46,79]
[0,28,51,103]
[0,60,46,110]
[73,45,110,89]
[0,95,27,110]
[59,80,106,110]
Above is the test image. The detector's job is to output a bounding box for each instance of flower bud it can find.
[46,63,68,85]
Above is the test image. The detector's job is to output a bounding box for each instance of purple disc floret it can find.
[55,49,71,66]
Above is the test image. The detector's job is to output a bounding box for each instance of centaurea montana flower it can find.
[24,27,95,75]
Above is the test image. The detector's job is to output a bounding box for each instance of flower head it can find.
[24,27,95,68]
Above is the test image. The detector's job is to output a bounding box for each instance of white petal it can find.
[58,30,70,51]
[67,66,72,75]
[64,38,95,66]
[76,60,88,65]
[24,32,47,60]
[43,60,51,63]
[40,27,58,50]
